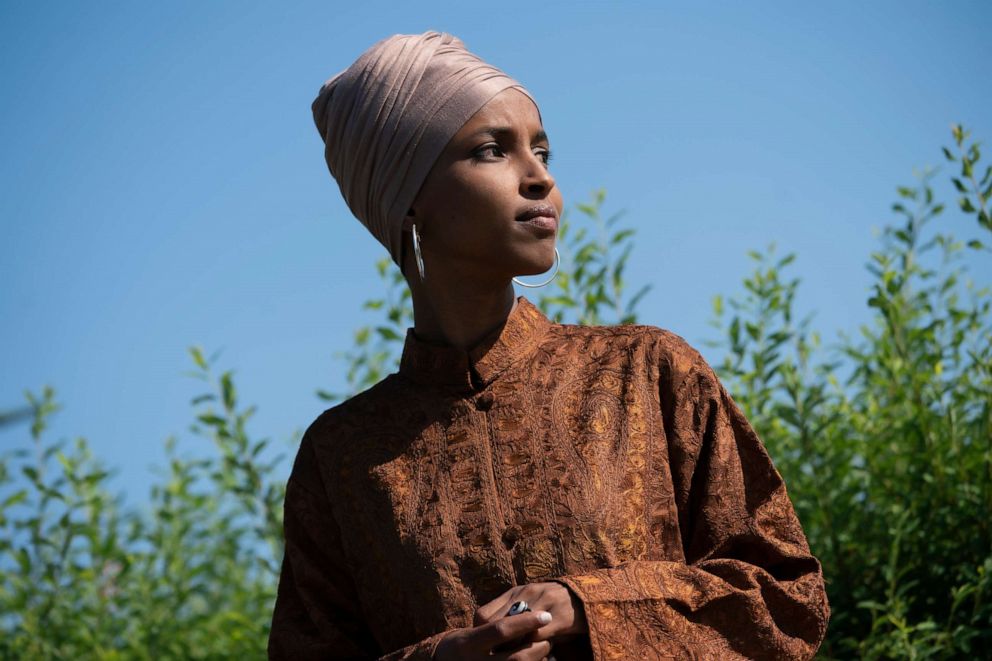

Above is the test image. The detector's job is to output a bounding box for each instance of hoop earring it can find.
[412,223,425,281]
[513,247,560,289]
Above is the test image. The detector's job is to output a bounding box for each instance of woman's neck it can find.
[408,278,517,352]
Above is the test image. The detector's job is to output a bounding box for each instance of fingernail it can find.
[537,611,552,624]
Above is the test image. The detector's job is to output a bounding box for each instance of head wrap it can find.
[311,31,536,266]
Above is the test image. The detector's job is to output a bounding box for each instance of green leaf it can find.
[197,413,227,427]
[55,450,72,473]
[610,229,635,245]
[188,346,208,370]
[2,489,28,509]
[951,123,964,146]
[375,326,403,341]
[542,295,577,308]
[16,547,30,575]
[190,393,215,406]
[962,157,973,178]
[221,372,236,410]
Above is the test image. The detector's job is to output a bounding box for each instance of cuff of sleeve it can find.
[379,628,457,661]
[425,629,452,661]
[551,563,698,660]
[551,573,620,660]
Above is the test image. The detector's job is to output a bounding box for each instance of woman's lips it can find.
[515,203,559,234]
[515,215,558,233]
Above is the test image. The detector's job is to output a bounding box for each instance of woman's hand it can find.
[474,581,589,644]
[433,610,554,660]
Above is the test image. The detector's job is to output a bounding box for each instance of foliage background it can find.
[2,2,991,659]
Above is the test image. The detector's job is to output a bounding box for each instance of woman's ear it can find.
[401,208,416,232]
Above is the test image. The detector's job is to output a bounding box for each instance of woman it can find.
[269,31,829,660]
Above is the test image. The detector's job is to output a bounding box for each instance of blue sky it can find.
[2,1,989,502]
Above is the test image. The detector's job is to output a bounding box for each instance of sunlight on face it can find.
[407,88,564,283]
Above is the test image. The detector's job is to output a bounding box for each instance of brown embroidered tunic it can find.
[268,297,829,660]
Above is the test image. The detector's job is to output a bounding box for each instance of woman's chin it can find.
[514,254,557,278]
[494,241,557,280]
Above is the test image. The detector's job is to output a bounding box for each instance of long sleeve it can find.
[552,356,830,660]
[268,431,452,661]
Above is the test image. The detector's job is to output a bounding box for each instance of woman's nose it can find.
[521,155,555,195]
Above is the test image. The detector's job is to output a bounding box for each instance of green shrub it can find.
[0,360,284,660]
[704,124,991,658]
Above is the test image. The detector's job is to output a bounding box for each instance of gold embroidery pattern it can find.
[268,297,830,660]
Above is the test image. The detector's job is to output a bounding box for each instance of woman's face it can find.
[406,87,563,284]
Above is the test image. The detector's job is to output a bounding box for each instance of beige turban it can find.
[311,31,536,267]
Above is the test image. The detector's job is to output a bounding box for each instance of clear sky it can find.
[2,1,989,502]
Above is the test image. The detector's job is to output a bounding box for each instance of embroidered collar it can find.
[398,296,552,389]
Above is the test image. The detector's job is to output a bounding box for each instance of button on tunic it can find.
[268,297,830,660]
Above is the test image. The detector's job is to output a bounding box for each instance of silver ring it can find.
[506,600,530,616]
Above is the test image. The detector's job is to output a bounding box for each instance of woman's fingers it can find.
[490,639,553,661]
[437,615,560,661]
[435,611,553,661]
[474,587,517,624]
[475,583,550,625]
[479,610,551,646]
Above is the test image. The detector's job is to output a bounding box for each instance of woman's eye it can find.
[474,144,504,160]
[472,144,553,165]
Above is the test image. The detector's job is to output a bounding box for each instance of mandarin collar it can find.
[398,296,552,390]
